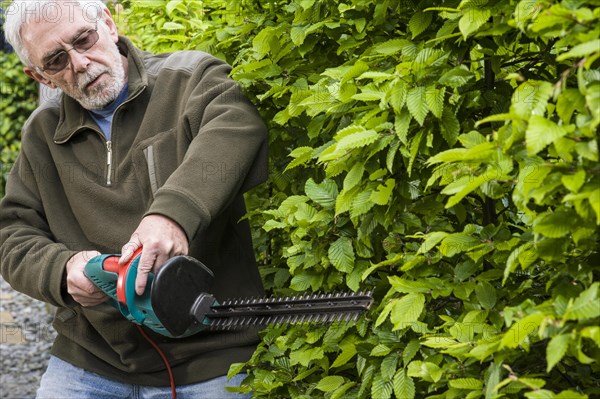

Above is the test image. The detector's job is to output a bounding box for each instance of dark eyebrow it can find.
[41,26,92,63]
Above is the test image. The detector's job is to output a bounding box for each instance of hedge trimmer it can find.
[84,250,373,338]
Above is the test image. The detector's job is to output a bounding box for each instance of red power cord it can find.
[136,325,177,399]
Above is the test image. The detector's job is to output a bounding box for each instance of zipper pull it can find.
[106,140,113,186]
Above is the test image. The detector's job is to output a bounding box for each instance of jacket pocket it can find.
[132,128,183,200]
[143,145,159,195]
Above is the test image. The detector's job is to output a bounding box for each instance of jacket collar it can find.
[53,36,148,144]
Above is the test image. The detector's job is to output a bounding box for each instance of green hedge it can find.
[1,51,38,198]
[119,1,599,398]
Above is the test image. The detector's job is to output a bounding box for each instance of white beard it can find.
[63,41,126,110]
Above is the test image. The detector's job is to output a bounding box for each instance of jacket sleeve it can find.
[145,56,268,240]
[0,141,75,308]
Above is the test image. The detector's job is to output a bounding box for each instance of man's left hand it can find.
[119,214,189,295]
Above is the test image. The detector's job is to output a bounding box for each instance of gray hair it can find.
[4,0,109,66]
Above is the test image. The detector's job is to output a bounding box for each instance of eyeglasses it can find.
[40,24,99,74]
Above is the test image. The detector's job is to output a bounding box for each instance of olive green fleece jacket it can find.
[0,37,268,386]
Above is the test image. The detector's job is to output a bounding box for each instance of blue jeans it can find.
[36,356,251,399]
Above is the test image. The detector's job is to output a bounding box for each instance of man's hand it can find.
[119,214,189,295]
[66,250,107,307]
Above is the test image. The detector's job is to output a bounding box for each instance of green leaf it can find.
[291,25,307,46]
[459,8,491,38]
[389,276,431,294]
[555,391,588,399]
[567,283,600,321]
[354,18,367,33]
[514,0,541,29]
[459,131,486,148]
[347,261,367,291]
[556,88,586,123]
[165,0,187,16]
[352,89,385,102]
[390,293,425,330]
[407,86,429,126]
[328,237,355,273]
[534,210,578,238]
[289,346,324,367]
[525,390,556,399]
[376,299,395,327]
[350,190,375,219]
[526,115,569,155]
[332,341,357,367]
[439,233,481,257]
[372,39,411,55]
[590,188,600,224]
[286,146,314,170]
[393,370,415,399]
[162,21,185,30]
[344,162,365,191]
[300,0,315,10]
[165,0,183,16]
[418,231,449,253]
[315,376,345,392]
[381,354,399,381]
[475,281,497,310]
[252,26,278,55]
[371,344,392,357]
[546,334,570,372]
[501,313,544,349]
[289,272,311,290]
[504,242,537,283]
[409,11,433,38]
[372,374,394,399]
[407,360,443,383]
[557,39,600,61]
[341,60,370,83]
[227,362,246,379]
[331,382,356,399]
[439,66,475,88]
[305,178,338,209]
[336,186,359,215]
[426,86,445,118]
[485,362,501,399]
[511,81,553,120]
[403,339,420,366]
[427,141,496,164]
[394,108,411,144]
[263,220,286,232]
[388,79,408,114]
[386,139,401,172]
[449,378,484,390]
[408,129,425,177]
[444,173,500,209]
[336,129,380,152]
[440,107,460,146]
[561,169,586,193]
[370,179,396,206]
[421,337,460,348]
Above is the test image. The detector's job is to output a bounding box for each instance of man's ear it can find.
[23,67,56,89]
[101,8,119,43]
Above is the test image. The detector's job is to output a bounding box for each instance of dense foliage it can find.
[2,0,598,397]
[0,50,38,197]
[120,0,599,398]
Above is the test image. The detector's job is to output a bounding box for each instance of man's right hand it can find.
[66,250,108,307]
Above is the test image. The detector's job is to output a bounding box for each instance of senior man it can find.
[1,1,268,397]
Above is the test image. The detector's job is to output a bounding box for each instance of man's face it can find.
[21,4,126,110]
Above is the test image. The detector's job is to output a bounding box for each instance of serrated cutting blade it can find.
[201,291,373,329]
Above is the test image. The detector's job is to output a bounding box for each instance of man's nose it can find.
[68,50,90,73]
